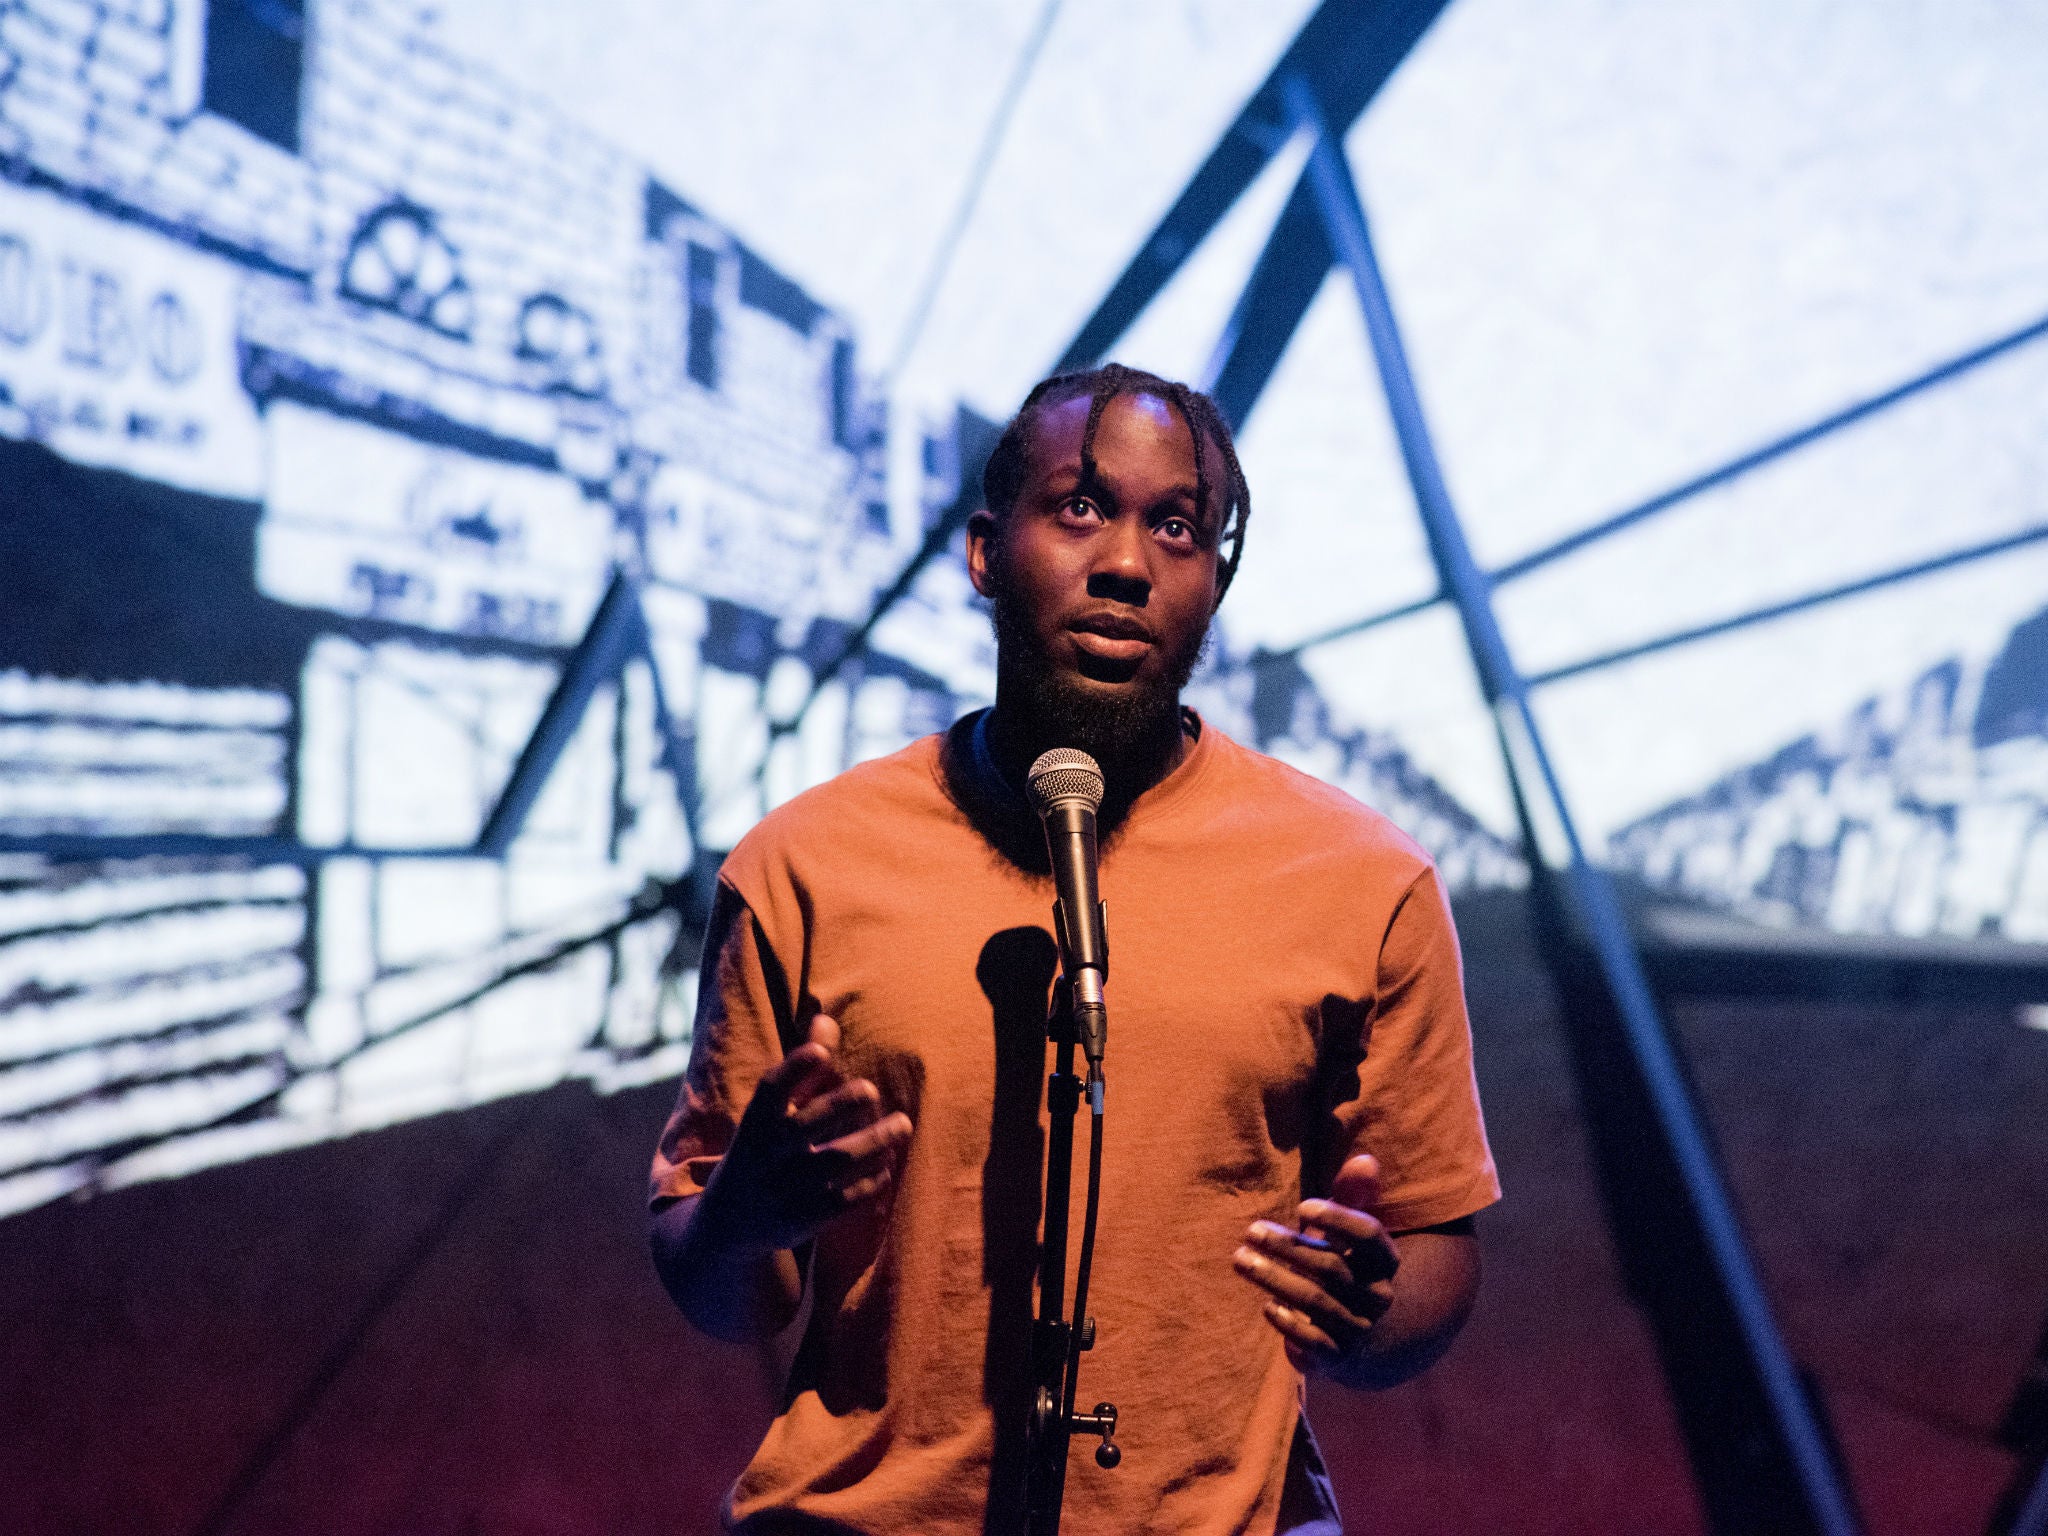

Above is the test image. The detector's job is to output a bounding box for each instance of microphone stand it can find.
[1018,745,1123,1533]
[1023,960,1121,1534]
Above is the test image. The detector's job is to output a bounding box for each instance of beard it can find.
[984,549,1212,815]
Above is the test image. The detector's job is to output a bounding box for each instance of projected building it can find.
[0,0,931,1216]
[0,0,1515,1217]
[12,0,2032,1226]
[1612,611,2048,941]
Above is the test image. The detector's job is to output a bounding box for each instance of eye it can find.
[1060,494,1104,524]
[1156,516,1197,548]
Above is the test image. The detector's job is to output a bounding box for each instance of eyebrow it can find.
[1058,465,1205,518]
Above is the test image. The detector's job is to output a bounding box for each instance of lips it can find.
[1069,612,1154,643]
[1067,612,1155,669]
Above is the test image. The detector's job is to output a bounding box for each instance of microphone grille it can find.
[1027,748,1105,815]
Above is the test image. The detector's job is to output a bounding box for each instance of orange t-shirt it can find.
[652,712,1500,1535]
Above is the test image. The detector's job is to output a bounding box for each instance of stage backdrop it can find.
[1,0,2044,1219]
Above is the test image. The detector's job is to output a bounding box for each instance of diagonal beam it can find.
[1495,308,2048,584]
[764,1,1449,754]
[1201,174,1334,430]
[1528,522,2048,688]
[1261,515,2048,680]
[1286,71,1864,1535]
[764,406,1005,761]
[1256,587,1440,661]
[2007,1451,2048,1536]
[886,0,1065,380]
[476,572,648,858]
[1055,0,1451,376]
[1260,304,2048,666]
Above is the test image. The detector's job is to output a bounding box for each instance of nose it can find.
[1086,517,1151,607]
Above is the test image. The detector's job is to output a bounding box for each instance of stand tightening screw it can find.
[1092,1403,1121,1468]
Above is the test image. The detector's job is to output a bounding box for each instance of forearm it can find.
[1329,1222,1479,1392]
[649,1192,805,1344]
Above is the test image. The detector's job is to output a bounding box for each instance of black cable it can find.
[1061,1063,1105,1430]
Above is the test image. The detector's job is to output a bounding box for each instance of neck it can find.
[983,684,1188,830]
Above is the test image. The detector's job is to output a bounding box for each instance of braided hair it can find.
[980,363,1252,607]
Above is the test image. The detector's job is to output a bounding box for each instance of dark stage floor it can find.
[4,892,2045,1534]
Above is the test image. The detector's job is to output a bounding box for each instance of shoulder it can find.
[718,731,955,896]
[1198,724,1435,888]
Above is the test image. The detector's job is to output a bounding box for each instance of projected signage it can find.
[257,402,612,645]
[0,180,262,500]
[0,0,933,1222]
[643,460,832,618]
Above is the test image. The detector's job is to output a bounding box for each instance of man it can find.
[650,364,1499,1534]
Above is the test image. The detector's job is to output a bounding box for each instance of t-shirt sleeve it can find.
[648,875,799,1210]
[1321,862,1500,1232]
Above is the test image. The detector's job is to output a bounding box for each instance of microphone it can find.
[1027,749,1109,1067]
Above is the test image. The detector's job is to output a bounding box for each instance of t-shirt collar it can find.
[960,705,1212,823]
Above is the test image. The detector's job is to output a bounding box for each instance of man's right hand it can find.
[697,1014,914,1255]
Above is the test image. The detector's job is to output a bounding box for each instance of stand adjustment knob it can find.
[1071,1400,1120,1470]
[1077,1317,1096,1350]
[1031,1384,1056,1439]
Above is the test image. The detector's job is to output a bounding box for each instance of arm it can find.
[1234,1153,1482,1391]
[1239,863,1497,1387]
[649,1014,912,1345]
[1325,1216,1477,1390]
[649,1194,807,1344]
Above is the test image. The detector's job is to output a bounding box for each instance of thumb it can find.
[755,1014,841,1108]
[1330,1152,1382,1214]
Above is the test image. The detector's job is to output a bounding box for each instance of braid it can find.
[981,361,1253,608]
[1184,389,1252,604]
[1075,362,1129,493]
[1165,382,1209,562]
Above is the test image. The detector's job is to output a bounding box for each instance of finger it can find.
[815,1111,912,1169]
[1243,1226,1398,1331]
[817,1119,907,1180]
[1299,1224,1396,1289]
[1244,1221,1353,1290]
[790,1078,881,1135]
[1330,1152,1382,1212]
[1232,1244,1365,1334]
[834,1164,894,1207]
[1263,1300,1339,1361]
[756,1040,833,1111]
[1297,1201,1398,1281]
[823,1142,900,1194]
[1300,1197,1385,1246]
[773,1016,847,1113]
[781,1052,847,1116]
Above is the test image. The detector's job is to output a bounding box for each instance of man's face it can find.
[967,390,1224,754]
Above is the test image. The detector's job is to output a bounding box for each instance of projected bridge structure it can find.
[0,0,1530,1229]
[2,3,2047,1531]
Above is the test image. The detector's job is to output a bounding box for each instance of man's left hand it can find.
[1232,1153,1400,1376]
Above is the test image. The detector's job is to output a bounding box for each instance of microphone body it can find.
[1028,750,1109,1065]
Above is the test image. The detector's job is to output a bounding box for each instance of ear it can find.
[966,508,998,599]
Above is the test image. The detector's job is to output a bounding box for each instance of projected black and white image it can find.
[6,5,2048,1535]
[2,0,2044,1227]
